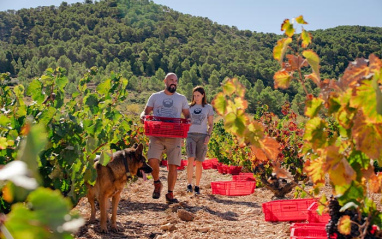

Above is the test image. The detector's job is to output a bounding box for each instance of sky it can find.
[0,0,381,34]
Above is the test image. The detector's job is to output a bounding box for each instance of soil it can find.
[73,163,331,239]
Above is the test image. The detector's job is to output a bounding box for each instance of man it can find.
[140,72,190,204]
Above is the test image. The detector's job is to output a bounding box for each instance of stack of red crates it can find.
[217,164,242,175]
[202,158,219,169]
[262,199,333,239]
[262,198,317,222]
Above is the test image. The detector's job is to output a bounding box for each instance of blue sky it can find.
[1,0,381,34]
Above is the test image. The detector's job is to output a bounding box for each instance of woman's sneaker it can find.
[194,186,200,195]
[186,184,193,194]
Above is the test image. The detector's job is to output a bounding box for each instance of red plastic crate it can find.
[144,116,190,138]
[290,223,327,239]
[166,159,188,170]
[232,173,256,181]
[161,160,168,166]
[211,181,256,196]
[307,202,331,223]
[227,165,242,175]
[217,164,229,174]
[262,198,317,222]
[208,158,219,169]
[202,160,214,169]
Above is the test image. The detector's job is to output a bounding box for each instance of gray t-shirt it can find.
[188,104,214,134]
[146,91,189,118]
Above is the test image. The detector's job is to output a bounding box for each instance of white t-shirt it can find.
[146,91,189,118]
[188,104,214,134]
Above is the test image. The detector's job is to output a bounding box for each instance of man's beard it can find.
[167,84,177,93]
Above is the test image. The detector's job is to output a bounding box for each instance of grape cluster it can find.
[326,196,379,239]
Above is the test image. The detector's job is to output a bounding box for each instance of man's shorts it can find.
[147,136,182,166]
[186,133,208,162]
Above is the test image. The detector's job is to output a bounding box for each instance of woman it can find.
[186,86,214,195]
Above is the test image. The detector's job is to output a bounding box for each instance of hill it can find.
[0,0,381,115]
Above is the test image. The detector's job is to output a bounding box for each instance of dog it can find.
[86,143,152,233]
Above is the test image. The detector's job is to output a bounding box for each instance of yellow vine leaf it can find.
[2,185,13,202]
[234,97,248,111]
[301,29,312,48]
[338,215,352,235]
[369,173,382,193]
[231,78,246,97]
[273,70,292,89]
[245,121,265,146]
[273,38,292,62]
[304,158,325,185]
[212,92,227,115]
[352,113,382,160]
[295,15,308,24]
[224,111,247,137]
[369,54,382,72]
[305,97,324,118]
[223,79,236,96]
[351,78,382,122]
[281,19,294,37]
[302,50,320,78]
[328,158,356,186]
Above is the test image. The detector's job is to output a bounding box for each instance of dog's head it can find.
[126,143,152,178]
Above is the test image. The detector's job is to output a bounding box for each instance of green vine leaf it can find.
[303,117,328,150]
[305,97,324,118]
[302,50,320,79]
[295,15,308,24]
[273,38,292,62]
[301,29,312,48]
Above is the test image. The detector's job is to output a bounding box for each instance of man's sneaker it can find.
[186,184,193,194]
[152,181,163,199]
[194,186,200,195]
[165,192,179,204]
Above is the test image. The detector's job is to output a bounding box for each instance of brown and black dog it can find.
[86,143,152,233]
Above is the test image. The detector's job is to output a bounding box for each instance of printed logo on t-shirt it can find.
[191,107,205,125]
[157,98,177,117]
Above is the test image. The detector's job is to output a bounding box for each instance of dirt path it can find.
[74,164,309,239]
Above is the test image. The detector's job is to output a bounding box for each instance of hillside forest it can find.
[0,0,381,117]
